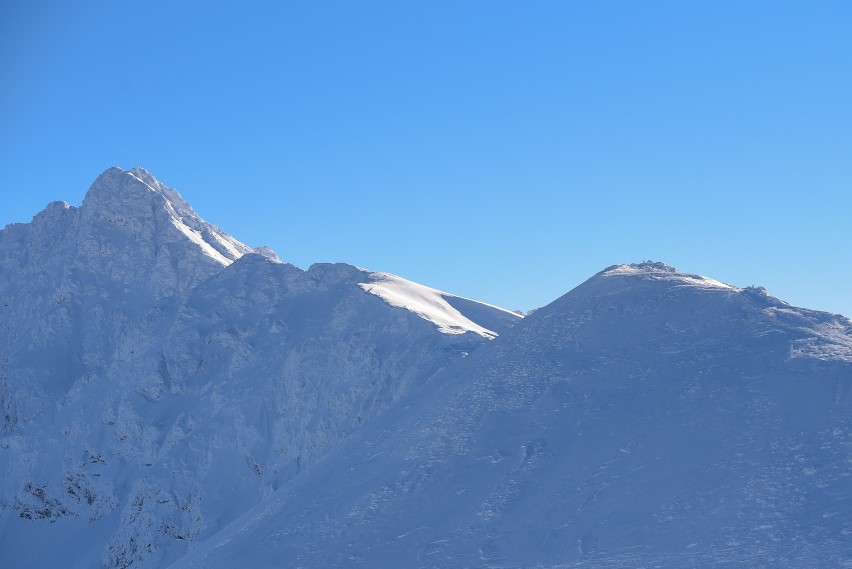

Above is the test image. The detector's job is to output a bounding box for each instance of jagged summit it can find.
[83,166,154,205]
[9,166,515,336]
[253,245,282,263]
[0,167,524,569]
[127,166,169,190]
[79,167,257,270]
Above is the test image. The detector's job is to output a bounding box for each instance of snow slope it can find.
[359,272,520,338]
[0,168,520,569]
[172,262,852,569]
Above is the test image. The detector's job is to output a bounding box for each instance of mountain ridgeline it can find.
[1,168,851,568]
[0,167,518,568]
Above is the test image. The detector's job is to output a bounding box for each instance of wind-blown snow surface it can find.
[173,262,852,569]
[0,167,519,568]
[359,272,520,338]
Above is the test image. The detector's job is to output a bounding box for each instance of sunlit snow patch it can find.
[168,217,233,266]
[127,166,258,266]
[359,273,518,338]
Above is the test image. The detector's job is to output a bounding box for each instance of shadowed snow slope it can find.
[0,168,519,569]
[172,262,852,569]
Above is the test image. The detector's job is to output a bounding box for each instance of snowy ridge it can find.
[0,167,520,569]
[90,166,277,269]
[125,166,263,265]
[359,272,522,338]
[590,262,852,364]
[172,262,852,569]
[3,167,851,568]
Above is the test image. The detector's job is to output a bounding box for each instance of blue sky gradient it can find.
[2,1,850,314]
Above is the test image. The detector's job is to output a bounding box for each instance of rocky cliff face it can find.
[0,168,519,569]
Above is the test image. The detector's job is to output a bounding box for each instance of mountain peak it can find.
[58,166,260,299]
[79,167,255,269]
[82,166,161,212]
[253,245,282,263]
[127,166,160,186]
[83,167,187,214]
[597,260,736,290]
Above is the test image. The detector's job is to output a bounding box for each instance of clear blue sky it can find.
[2,1,851,315]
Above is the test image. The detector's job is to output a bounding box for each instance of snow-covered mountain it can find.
[3,167,851,568]
[170,262,852,568]
[0,167,521,568]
